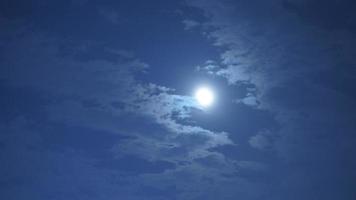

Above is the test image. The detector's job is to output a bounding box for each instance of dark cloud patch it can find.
[40,124,132,157]
[283,0,356,32]
[95,155,176,175]
[0,82,49,123]
[191,102,278,143]
[136,185,178,200]
[0,0,38,19]
[311,63,356,101]
[211,143,279,165]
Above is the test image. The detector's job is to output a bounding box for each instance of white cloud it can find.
[234,94,259,107]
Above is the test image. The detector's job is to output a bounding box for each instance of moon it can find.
[195,87,214,107]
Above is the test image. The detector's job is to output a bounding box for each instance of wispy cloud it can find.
[182,19,200,30]
[0,24,236,194]
[186,1,356,199]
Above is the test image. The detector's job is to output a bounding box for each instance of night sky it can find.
[1,0,356,199]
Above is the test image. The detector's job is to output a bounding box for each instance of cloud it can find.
[182,19,200,30]
[4,1,356,199]
[248,130,274,150]
[235,94,260,107]
[186,0,356,199]
[0,32,233,161]
[283,0,356,32]
[98,8,120,24]
[195,60,220,75]
[0,19,239,199]
[117,82,234,162]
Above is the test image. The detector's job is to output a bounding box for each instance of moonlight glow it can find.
[195,87,214,107]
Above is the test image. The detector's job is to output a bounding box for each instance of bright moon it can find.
[195,87,214,107]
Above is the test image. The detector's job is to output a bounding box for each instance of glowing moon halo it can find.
[195,87,214,107]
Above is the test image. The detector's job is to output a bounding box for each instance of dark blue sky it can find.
[1,0,356,199]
